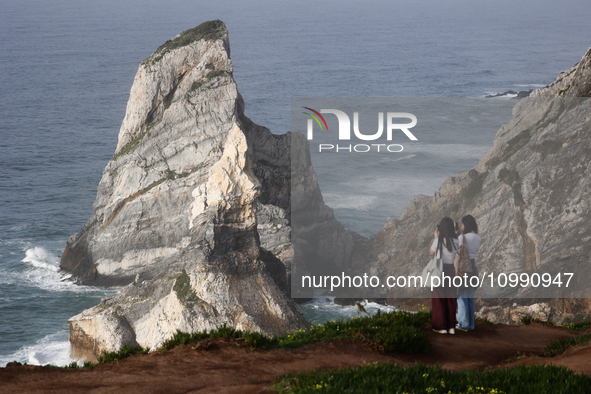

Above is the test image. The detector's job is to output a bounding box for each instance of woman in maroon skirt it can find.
[429,217,459,334]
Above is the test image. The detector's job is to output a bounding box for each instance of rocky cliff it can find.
[531,48,591,98]
[368,47,591,306]
[60,21,353,360]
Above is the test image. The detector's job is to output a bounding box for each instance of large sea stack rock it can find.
[60,21,321,361]
[369,47,591,309]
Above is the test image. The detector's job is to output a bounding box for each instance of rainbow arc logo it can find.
[302,107,328,132]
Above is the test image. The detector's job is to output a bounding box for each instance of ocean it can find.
[1,0,590,367]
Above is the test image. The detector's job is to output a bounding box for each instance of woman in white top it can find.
[429,217,459,334]
[455,215,481,332]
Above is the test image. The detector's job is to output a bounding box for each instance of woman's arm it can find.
[429,229,439,255]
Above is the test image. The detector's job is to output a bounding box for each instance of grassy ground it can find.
[4,312,590,393]
[272,363,591,394]
[160,310,431,354]
[10,310,589,394]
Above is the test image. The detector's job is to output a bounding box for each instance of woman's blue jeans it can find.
[457,285,475,330]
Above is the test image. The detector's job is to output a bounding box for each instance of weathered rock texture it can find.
[476,302,564,325]
[367,47,591,307]
[532,48,591,98]
[61,21,328,361]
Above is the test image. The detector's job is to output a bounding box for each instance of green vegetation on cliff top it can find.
[22,310,429,370]
[143,20,226,65]
[162,309,431,354]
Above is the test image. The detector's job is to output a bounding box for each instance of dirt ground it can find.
[0,323,587,394]
[507,341,591,374]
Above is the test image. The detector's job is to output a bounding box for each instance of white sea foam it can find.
[0,245,120,370]
[482,91,519,99]
[8,223,32,232]
[0,330,73,368]
[322,194,379,212]
[300,298,397,324]
[22,246,60,272]
[379,154,416,163]
[14,246,120,294]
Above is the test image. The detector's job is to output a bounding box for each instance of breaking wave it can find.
[0,330,73,368]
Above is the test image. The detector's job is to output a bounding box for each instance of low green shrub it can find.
[272,363,591,394]
[505,351,526,363]
[51,311,429,370]
[544,333,591,357]
[112,131,148,161]
[64,361,80,369]
[562,318,591,332]
[161,311,431,354]
[272,310,431,353]
[97,344,149,364]
[160,324,274,351]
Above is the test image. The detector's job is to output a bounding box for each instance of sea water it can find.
[1,0,590,366]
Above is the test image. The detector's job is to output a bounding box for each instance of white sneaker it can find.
[433,329,447,334]
[455,325,469,332]
[448,328,455,335]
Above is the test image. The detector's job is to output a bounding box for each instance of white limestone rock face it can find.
[61,21,245,285]
[69,257,303,361]
[61,21,310,361]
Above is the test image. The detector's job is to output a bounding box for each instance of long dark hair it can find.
[462,214,478,234]
[437,217,458,254]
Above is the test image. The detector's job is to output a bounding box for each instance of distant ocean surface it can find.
[1,0,590,367]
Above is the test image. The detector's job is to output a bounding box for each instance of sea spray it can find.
[0,330,72,368]
[300,298,397,324]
